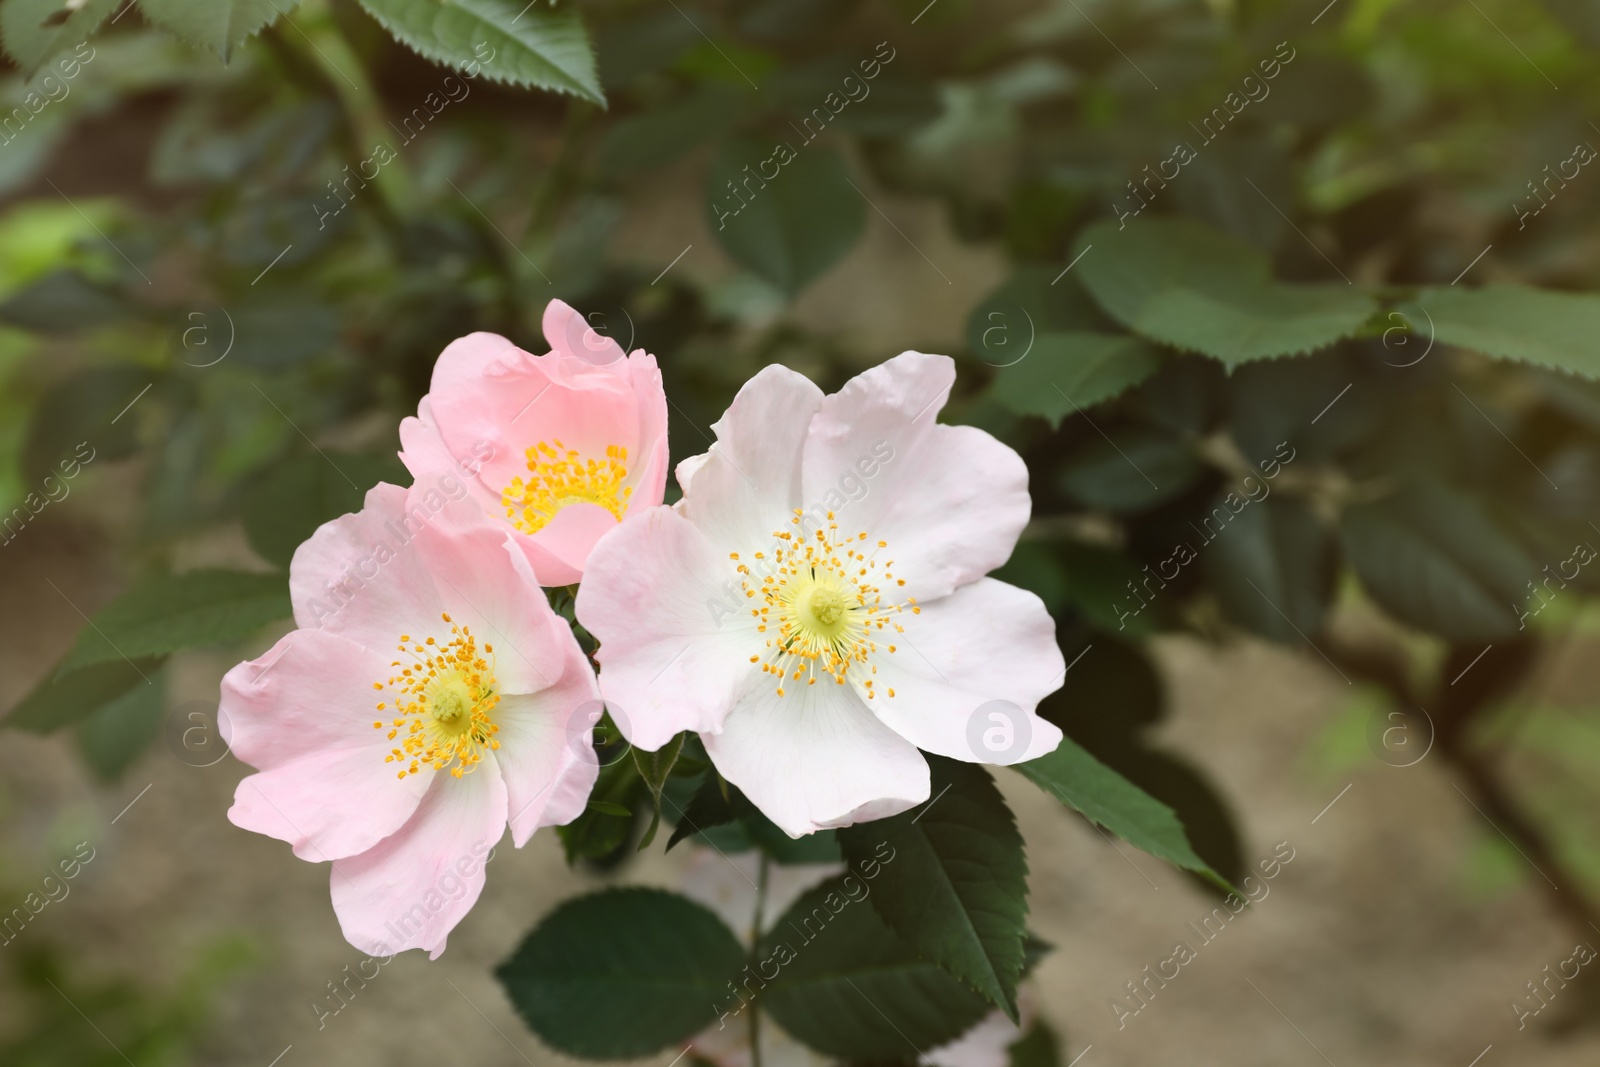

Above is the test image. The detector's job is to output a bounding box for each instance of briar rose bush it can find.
[221,301,1225,1062]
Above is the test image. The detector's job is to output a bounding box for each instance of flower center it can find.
[372,613,501,779]
[732,510,919,699]
[501,439,632,535]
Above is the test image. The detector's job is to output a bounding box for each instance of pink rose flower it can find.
[221,483,599,958]
[399,299,669,586]
[577,352,1064,838]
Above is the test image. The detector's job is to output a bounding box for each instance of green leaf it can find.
[240,451,406,569]
[758,875,997,1059]
[990,332,1162,428]
[1008,1019,1063,1067]
[595,84,745,179]
[837,757,1029,1021]
[1073,217,1376,366]
[707,139,866,296]
[21,365,150,489]
[1401,285,1600,380]
[0,269,127,333]
[4,655,163,733]
[633,731,686,850]
[1203,494,1335,643]
[667,770,739,850]
[1057,427,1204,512]
[136,0,299,60]
[558,756,642,863]
[355,0,604,103]
[75,666,165,781]
[1014,736,1228,890]
[1340,481,1534,641]
[60,570,291,672]
[497,887,745,1059]
[0,0,115,76]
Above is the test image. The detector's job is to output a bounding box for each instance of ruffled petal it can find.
[492,630,602,846]
[329,758,508,959]
[854,578,1063,765]
[675,363,824,555]
[801,352,1030,601]
[222,630,433,861]
[576,506,764,749]
[703,673,930,838]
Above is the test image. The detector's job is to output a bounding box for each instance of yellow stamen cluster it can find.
[502,439,632,535]
[372,613,500,779]
[732,510,919,699]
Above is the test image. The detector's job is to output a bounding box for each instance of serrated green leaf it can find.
[355,0,603,103]
[1074,217,1376,365]
[1341,480,1535,640]
[136,0,298,60]
[4,655,164,733]
[758,875,996,1059]
[991,331,1162,428]
[497,887,745,1059]
[707,139,865,296]
[60,570,291,671]
[1014,736,1229,891]
[837,757,1029,1021]
[1401,285,1600,380]
[0,0,114,76]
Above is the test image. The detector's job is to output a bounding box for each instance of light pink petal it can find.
[330,758,508,959]
[492,630,602,846]
[398,396,504,519]
[221,630,432,861]
[518,502,621,587]
[675,363,825,555]
[800,352,1030,602]
[854,578,1063,765]
[543,298,626,365]
[703,672,931,838]
[576,506,764,749]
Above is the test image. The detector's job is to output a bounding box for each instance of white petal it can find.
[577,506,764,749]
[330,759,507,960]
[703,672,930,838]
[801,352,1030,601]
[855,578,1064,765]
[676,363,824,555]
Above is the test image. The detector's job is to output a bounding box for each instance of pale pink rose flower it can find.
[577,352,1064,838]
[399,299,669,586]
[221,482,599,958]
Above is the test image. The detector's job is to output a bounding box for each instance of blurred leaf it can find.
[1203,494,1335,642]
[707,139,865,296]
[4,655,162,733]
[22,365,150,487]
[667,768,739,850]
[0,0,114,75]
[1057,427,1203,512]
[1341,481,1535,640]
[240,451,406,569]
[1540,0,1600,48]
[1056,542,1161,635]
[759,875,997,1059]
[1402,286,1600,380]
[0,269,127,333]
[837,757,1029,1021]
[1074,217,1375,365]
[991,332,1162,427]
[558,756,642,863]
[356,0,603,103]
[968,267,1111,365]
[137,0,298,60]
[497,888,744,1058]
[1014,736,1229,890]
[75,665,165,781]
[595,84,745,179]
[228,295,341,368]
[61,569,290,671]
[1007,1019,1062,1067]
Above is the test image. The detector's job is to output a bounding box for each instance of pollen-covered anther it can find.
[371,612,501,779]
[739,520,911,697]
[502,439,633,535]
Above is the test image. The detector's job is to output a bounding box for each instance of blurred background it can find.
[4,0,1600,1063]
